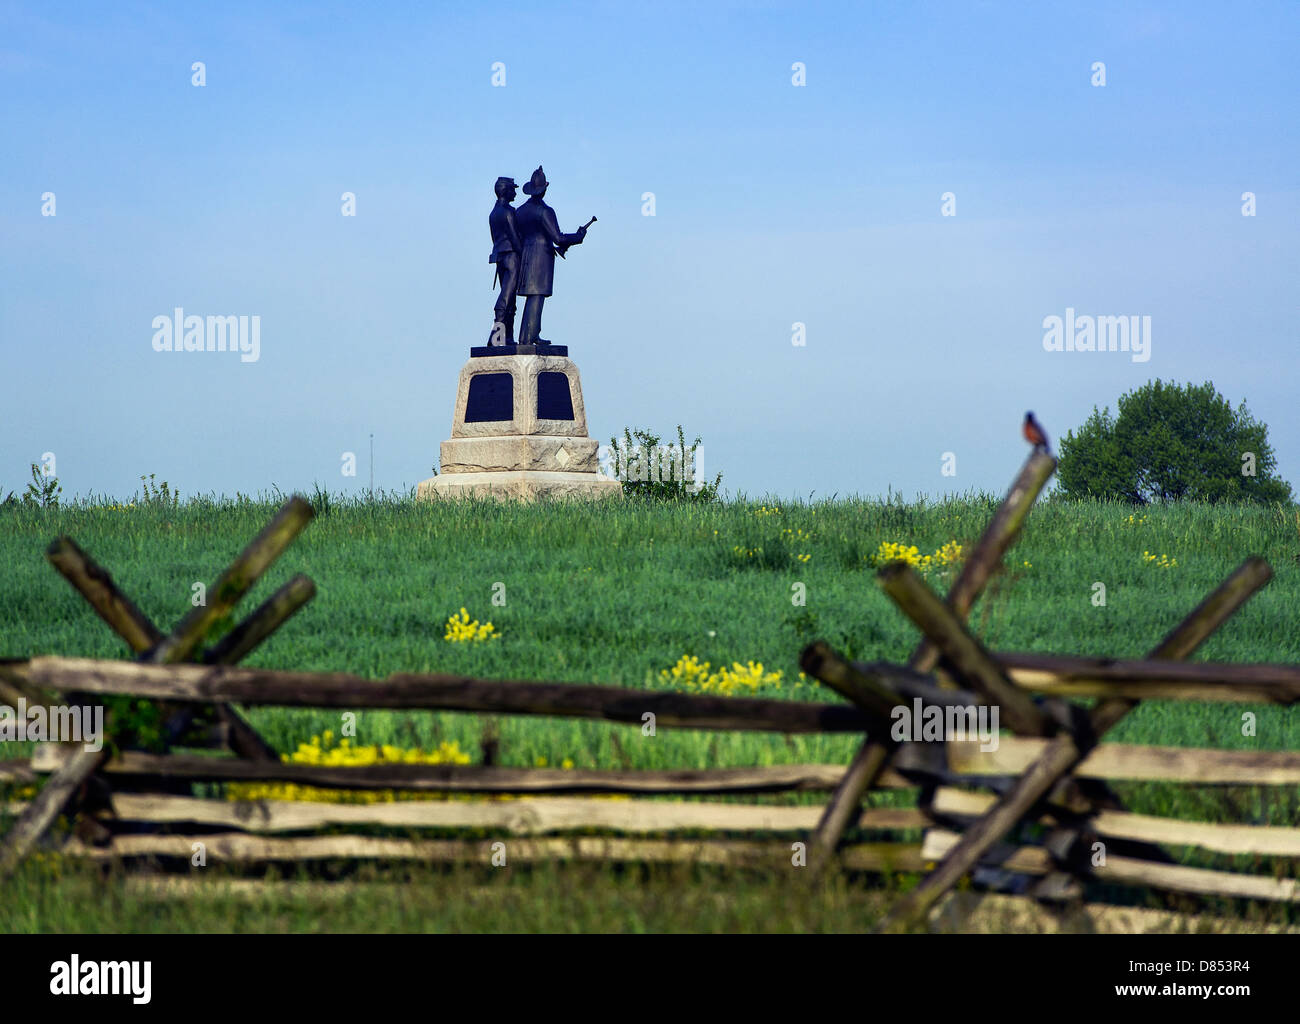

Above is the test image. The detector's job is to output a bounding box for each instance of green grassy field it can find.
[2,491,1298,931]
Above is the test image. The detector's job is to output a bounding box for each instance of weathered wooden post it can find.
[0,497,316,879]
[877,556,1273,932]
[803,450,1056,872]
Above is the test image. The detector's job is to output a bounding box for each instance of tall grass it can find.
[1,492,1297,809]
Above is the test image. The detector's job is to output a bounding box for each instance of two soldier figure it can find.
[488,166,590,347]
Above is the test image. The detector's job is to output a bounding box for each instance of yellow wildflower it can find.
[444,607,499,642]
[228,734,472,804]
[658,655,783,696]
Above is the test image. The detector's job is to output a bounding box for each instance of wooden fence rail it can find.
[12,657,877,734]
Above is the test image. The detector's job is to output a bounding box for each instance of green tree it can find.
[22,462,62,508]
[1057,380,1292,505]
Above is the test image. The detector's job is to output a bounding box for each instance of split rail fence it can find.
[1,454,1298,932]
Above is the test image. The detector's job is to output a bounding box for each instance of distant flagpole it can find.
[369,433,374,498]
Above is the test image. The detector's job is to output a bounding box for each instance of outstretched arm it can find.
[543,206,585,248]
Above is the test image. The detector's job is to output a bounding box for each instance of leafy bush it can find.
[606,425,722,501]
[101,696,169,754]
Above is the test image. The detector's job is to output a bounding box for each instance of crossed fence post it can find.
[802,451,1057,874]
[0,497,316,879]
[798,449,1273,929]
[876,555,1270,932]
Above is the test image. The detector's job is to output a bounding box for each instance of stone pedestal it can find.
[417,353,623,502]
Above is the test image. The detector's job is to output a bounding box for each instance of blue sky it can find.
[2,0,1296,501]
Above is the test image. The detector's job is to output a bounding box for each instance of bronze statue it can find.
[487,176,522,346]
[514,166,592,347]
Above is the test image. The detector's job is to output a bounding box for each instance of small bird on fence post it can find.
[1022,412,1050,454]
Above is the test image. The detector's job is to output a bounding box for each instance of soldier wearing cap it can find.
[488,176,522,346]
[515,165,587,346]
